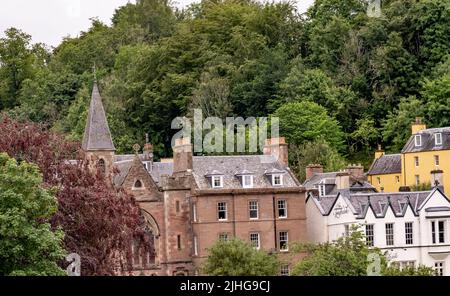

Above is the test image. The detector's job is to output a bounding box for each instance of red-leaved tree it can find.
[0,115,149,275]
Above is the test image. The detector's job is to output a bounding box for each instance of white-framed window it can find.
[250,233,260,250]
[365,224,374,247]
[278,200,287,218]
[405,222,413,245]
[414,134,422,146]
[385,223,394,246]
[377,177,381,185]
[414,156,419,167]
[279,231,289,252]
[242,175,254,188]
[344,224,351,237]
[249,201,259,220]
[193,203,197,222]
[435,133,443,146]
[415,175,420,186]
[218,233,229,242]
[435,155,440,166]
[393,261,415,270]
[217,202,228,221]
[280,264,290,276]
[431,220,446,244]
[434,262,445,276]
[212,176,224,188]
[318,184,326,197]
[272,174,283,186]
[194,236,198,256]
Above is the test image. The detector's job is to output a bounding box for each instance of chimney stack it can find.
[306,164,324,180]
[335,171,350,190]
[173,137,193,173]
[345,164,365,181]
[263,137,288,167]
[143,133,154,163]
[375,144,385,160]
[411,117,427,135]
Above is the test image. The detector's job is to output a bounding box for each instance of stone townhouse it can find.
[82,82,308,276]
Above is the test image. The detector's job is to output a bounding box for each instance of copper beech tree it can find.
[0,115,151,275]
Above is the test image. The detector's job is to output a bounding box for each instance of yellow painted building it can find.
[367,150,402,192]
[368,118,449,195]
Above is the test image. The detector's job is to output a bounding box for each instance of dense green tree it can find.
[292,225,434,276]
[292,226,386,276]
[273,67,341,115]
[290,139,347,182]
[0,28,40,109]
[382,97,425,152]
[0,153,66,276]
[273,101,345,151]
[202,238,279,276]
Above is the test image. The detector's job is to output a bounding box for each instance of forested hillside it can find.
[0,0,449,181]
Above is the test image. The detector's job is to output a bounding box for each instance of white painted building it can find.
[306,187,450,276]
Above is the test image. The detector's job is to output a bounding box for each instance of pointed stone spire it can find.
[82,82,116,151]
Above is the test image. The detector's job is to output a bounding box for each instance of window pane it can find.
[280,265,290,276]
[279,232,289,251]
[385,223,394,246]
[218,202,227,220]
[278,200,287,218]
[405,222,413,245]
[250,233,260,249]
[439,221,445,243]
[365,225,374,247]
[432,221,436,244]
[249,201,258,219]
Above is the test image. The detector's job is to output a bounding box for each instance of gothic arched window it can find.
[132,225,156,269]
[97,158,106,175]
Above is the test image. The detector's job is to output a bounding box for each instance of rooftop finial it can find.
[133,143,141,155]
[145,133,150,144]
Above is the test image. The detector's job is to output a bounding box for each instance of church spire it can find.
[82,81,116,152]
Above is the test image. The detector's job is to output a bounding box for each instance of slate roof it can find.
[367,154,402,175]
[113,154,299,190]
[402,127,450,153]
[192,155,298,189]
[310,190,434,218]
[303,172,376,195]
[82,83,115,151]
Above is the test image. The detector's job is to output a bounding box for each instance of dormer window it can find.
[207,170,224,189]
[242,175,254,188]
[212,176,223,188]
[435,133,443,146]
[272,174,283,186]
[414,135,422,147]
[318,182,326,197]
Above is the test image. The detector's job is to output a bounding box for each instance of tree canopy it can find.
[0,0,449,173]
[0,153,66,276]
[202,238,280,276]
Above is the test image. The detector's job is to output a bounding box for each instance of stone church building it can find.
[82,82,307,276]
